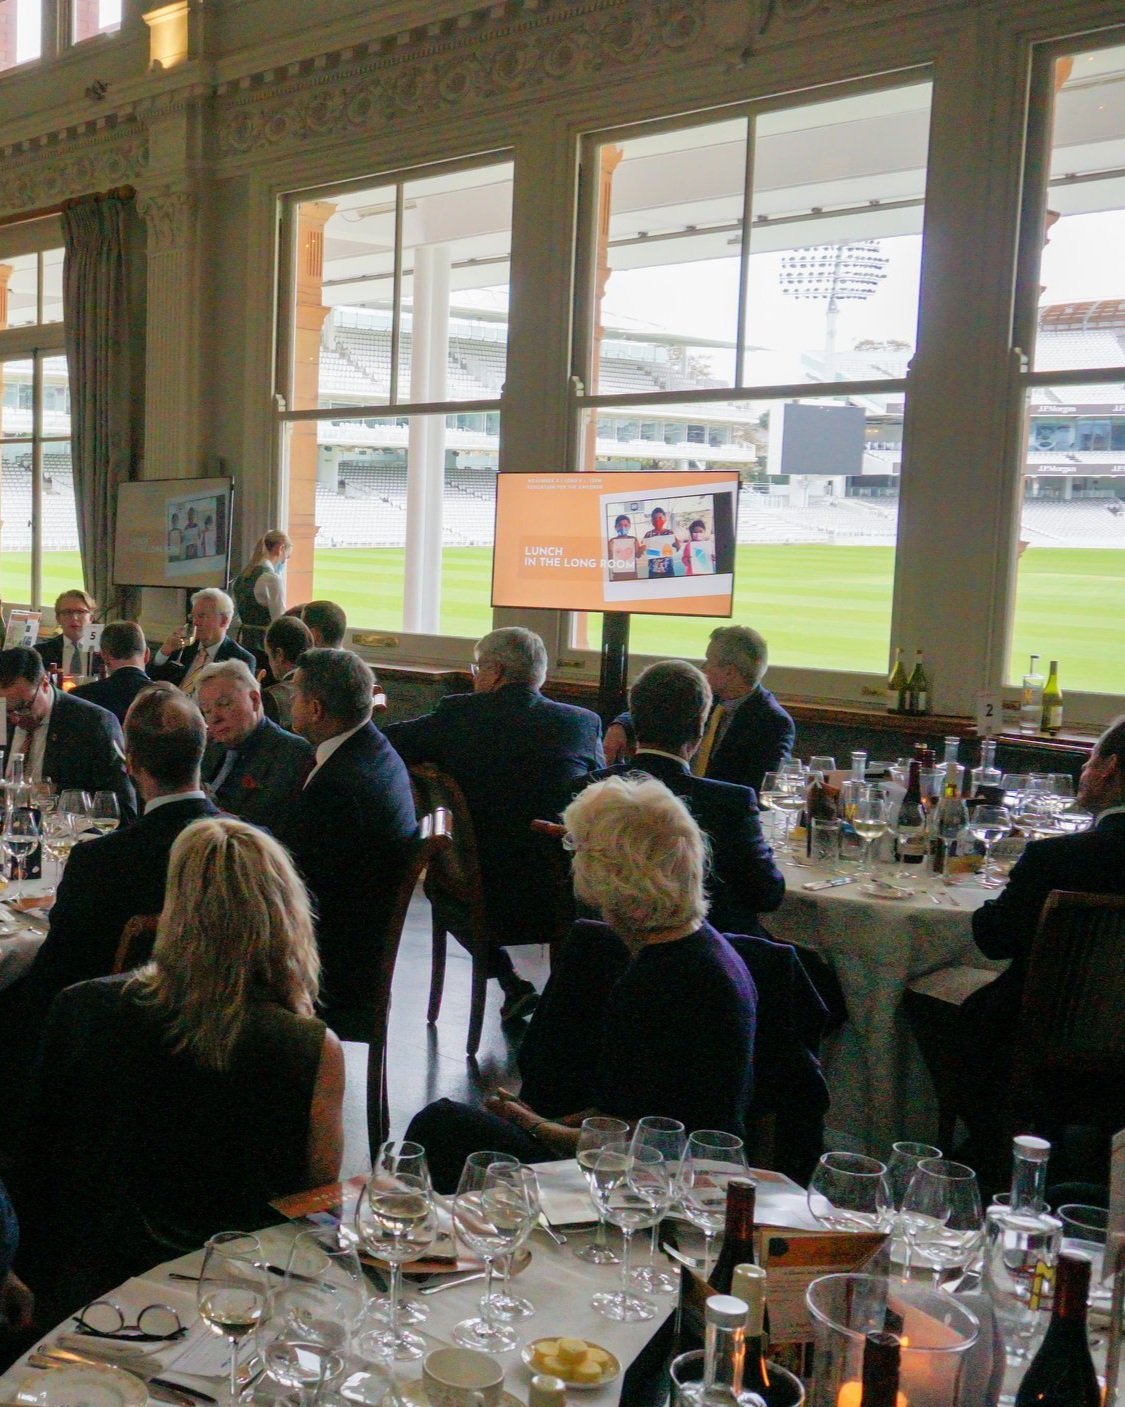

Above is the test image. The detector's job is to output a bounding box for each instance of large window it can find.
[1009,41,1125,694]
[570,79,930,673]
[0,222,80,607]
[0,0,120,73]
[278,159,511,638]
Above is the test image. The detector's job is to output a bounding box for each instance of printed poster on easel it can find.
[3,608,41,650]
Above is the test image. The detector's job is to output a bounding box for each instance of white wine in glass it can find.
[197,1232,270,1407]
[91,791,121,835]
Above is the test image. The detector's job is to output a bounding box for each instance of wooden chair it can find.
[1007,890,1125,1142]
[409,764,569,1058]
[365,806,451,1155]
[112,913,161,974]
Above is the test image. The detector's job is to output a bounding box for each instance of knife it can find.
[29,1351,217,1406]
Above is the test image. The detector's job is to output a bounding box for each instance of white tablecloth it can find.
[768,855,1008,1157]
[0,878,53,993]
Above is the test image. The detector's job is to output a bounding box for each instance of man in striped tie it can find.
[149,588,255,694]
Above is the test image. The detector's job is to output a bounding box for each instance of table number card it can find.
[975,689,1003,737]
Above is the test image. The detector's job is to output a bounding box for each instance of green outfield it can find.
[6,544,1123,695]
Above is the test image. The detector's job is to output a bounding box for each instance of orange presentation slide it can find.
[491,470,739,617]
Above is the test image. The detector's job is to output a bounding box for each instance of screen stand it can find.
[598,611,630,724]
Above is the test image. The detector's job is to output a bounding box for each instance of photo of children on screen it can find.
[605,499,716,581]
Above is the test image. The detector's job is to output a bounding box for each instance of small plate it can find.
[858,881,914,900]
[16,1364,149,1407]
[522,1339,621,1390]
[396,1381,524,1407]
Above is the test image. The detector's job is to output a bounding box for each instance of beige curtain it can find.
[63,192,136,612]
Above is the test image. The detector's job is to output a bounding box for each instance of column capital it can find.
[137,185,199,253]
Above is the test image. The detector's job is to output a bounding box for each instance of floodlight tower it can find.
[778,240,888,381]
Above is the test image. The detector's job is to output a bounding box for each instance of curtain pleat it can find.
[63,194,134,612]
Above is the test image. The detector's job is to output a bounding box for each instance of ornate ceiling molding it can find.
[212,0,707,159]
[0,126,149,221]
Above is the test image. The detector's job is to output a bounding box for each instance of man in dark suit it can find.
[955,716,1125,1175]
[284,600,347,649]
[0,647,135,820]
[384,627,604,1020]
[196,658,312,826]
[73,621,152,724]
[34,588,96,677]
[282,648,417,1040]
[149,587,255,694]
[604,625,795,796]
[7,685,220,1064]
[580,659,784,935]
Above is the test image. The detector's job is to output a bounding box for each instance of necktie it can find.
[692,705,726,777]
[181,647,209,696]
[210,748,239,796]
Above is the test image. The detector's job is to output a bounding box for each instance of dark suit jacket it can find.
[34,635,66,670]
[17,796,222,1037]
[968,809,1125,1036]
[705,686,796,796]
[73,667,153,725]
[280,722,417,1039]
[149,635,255,686]
[384,685,604,941]
[582,753,784,934]
[0,688,136,822]
[202,716,312,828]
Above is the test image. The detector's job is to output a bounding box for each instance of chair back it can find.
[112,913,161,974]
[1009,889,1125,1131]
[409,764,490,930]
[366,806,451,1153]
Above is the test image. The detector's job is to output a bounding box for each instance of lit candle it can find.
[836,1382,908,1407]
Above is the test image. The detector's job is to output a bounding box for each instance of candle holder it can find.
[806,1273,978,1407]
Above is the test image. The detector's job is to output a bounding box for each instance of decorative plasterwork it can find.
[136,186,199,250]
[0,128,149,221]
[212,0,707,158]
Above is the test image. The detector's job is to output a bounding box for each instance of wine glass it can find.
[41,806,77,876]
[629,1116,686,1296]
[900,1158,983,1285]
[59,789,92,841]
[970,805,1012,888]
[360,1139,433,1327]
[2,805,40,903]
[679,1130,749,1278]
[90,790,121,835]
[456,1151,534,1321]
[809,755,837,776]
[807,1152,893,1232]
[1046,774,1075,811]
[197,1232,271,1407]
[852,786,890,875]
[355,1170,437,1361]
[886,1142,942,1209]
[574,1116,629,1264]
[589,1145,673,1322]
[451,1162,537,1351]
[261,1228,367,1405]
[770,780,806,845]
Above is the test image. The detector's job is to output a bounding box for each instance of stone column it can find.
[137,185,202,478]
[286,200,334,606]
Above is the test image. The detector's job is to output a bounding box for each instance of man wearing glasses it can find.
[35,588,96,678]
[0,647,135,820]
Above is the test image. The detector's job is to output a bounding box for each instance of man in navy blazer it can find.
[0,647,135,820]
[34,588,96,677]
[580,659,784,935]
[149,588,255,693]
[73,621,153,724]
[196,659,312,827]
[605,625,795,796]
[955,717,1125,1174]
[281,649,417,1041]
[384,627,604,1020]
[8,686,220,1062]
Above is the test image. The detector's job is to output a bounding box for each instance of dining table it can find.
[0,876,54,994]
[0,1162,818,1407]
[766,850,1009,1158]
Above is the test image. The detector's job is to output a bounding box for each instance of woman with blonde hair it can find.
[17,817,343,1312]
[407,774,758,1190]
[232,528,291,652]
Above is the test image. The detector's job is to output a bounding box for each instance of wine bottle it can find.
[905,650,930,715]
[929,760,968,874]
[710,1179,759,1294]
[731,1264,775,1403]
[895,759,927,867]
[860,1330,902,1407]
[971,738,1002,793]
[1041,661,1063,735]
[1020,655,1045,735]
[1012,1253,1100,1406]
[941,736,965,793]
[886,647,907,714]
[804,770,838,858]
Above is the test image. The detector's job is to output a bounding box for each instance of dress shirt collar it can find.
[634,746,690,770]
[306,718,368,785]
[720,684,759,715]
[144,789,207,814]
[1095,802,1125,823]
[8,686,55,782]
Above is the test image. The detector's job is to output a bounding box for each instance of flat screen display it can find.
[491,471,740,616]
[113,477,234,590]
